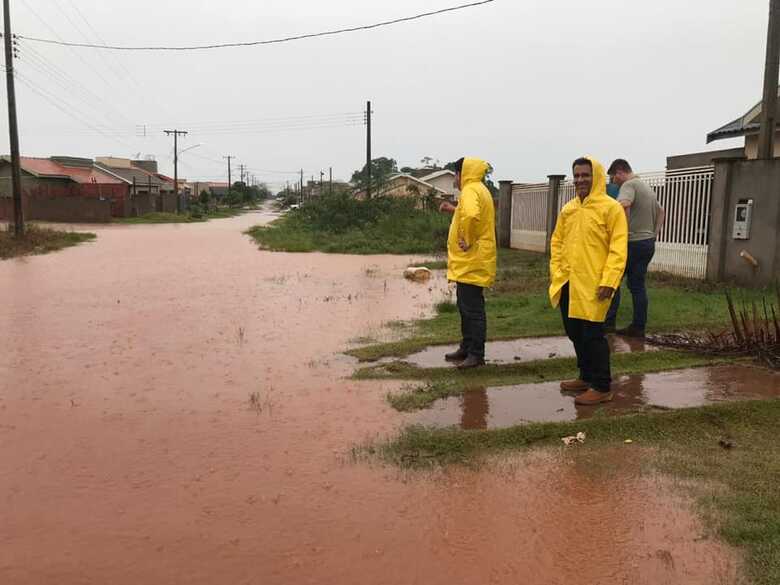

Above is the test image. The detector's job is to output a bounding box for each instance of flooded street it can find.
[0,209,738,584]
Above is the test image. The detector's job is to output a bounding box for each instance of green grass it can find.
[348,248,769,361]
[0,225,96,260]
[356,350,732,411]
[247,194,451,255]
[367,398,780,585]
[115,208,246,224]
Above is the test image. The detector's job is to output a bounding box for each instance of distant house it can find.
[417,169,458,197]
[354,173,450,203]
[0,155,129,218]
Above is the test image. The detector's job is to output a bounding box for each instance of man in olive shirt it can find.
[605,159,665,338]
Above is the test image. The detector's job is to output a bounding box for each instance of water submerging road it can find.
[0,210,738,584]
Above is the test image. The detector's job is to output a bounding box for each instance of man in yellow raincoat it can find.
[549,157,628,404]
[439,157,497,369]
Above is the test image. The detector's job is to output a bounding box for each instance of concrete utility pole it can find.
[4,0,24,236]
[758,0,779,159]
[300,168,304,203]
[329,166,332,195]
[238,164,246,184]
[164,129,187,213]
[365,100,372,199]
[223,155,234,191]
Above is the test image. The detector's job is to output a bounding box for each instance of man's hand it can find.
[439,201,457,214]
[458,238,469,252]
[597,286,615,301]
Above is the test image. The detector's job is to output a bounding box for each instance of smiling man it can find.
[549,157,628,405]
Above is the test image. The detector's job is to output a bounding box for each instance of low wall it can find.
[0,194,112,223]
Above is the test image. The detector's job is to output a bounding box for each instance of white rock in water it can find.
[403,267,432,281]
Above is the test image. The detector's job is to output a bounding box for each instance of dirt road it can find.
[0,209,737,584]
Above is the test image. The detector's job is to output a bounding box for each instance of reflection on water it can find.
[396,334,658,368]
[413,365,780,430]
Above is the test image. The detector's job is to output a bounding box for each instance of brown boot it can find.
[560,379,590,392]
[574,389,614,405]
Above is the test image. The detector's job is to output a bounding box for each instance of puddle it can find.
[394,335,657,368]
[0,205,740,584]
[412,365,780,429]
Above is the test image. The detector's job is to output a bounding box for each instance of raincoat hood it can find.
[581,156,607,201]
[460,157,490,189]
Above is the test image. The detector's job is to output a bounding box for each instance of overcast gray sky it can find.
[1,0,771,189]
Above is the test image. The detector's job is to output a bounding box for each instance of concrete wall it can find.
[707,158,780,286]
[744,132,780,159]
[0,194,111,223]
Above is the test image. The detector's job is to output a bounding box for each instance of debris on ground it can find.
[719,438,736,450]
[624,439,634,444]
[404,267,432,282]
[561,432,586,446]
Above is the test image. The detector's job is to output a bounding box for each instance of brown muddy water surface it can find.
[412,364,780,429]
[0,209,739,584]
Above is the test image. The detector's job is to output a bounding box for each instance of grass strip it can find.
[0,226,96,260]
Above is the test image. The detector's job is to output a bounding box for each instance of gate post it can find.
[497,180,513,249]
[545,174,565,256]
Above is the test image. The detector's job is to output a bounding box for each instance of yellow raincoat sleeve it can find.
[549,213,565,282]
[457,186,481,247]
[599,204,628,290]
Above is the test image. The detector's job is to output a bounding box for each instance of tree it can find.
[351,157,398,196]
[420,156,434,168]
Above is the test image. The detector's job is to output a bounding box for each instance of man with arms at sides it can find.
[549,157,628,405]
[604,159,665,338]
[438,157,497,369]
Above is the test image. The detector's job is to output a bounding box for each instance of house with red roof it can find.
[0,156,131,218]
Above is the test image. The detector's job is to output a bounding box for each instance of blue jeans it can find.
[605,238,656,330]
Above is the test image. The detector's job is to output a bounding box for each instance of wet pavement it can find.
[394,334,658,368]
[0,207,739,584]
[412,365,780,429]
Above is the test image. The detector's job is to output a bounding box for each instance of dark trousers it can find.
[606,238,656,329]
[456,282,486,359]
[560,283,611,392]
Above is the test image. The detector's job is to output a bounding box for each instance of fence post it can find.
[497,180,513,249]
[545,174,565,256]
[707,159,737,282]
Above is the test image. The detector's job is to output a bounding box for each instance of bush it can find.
[248,193,451,255]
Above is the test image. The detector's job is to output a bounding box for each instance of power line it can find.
[15,1,497,51]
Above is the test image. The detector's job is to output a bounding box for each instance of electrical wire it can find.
[16,1,496,51]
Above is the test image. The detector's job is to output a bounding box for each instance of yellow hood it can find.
[584,156,608,200]
[460,157,490,189]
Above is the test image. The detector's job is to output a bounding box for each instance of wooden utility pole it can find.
[299,168,304,204]
[758,0,779,159]
[4,0,24,236]
[164,129,187,213]
[329,166,333,195]
[319,170,324,196]
[365,100,372,199]
[223,155,234,191]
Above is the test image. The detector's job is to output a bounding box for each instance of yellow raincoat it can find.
[446,158,497,288]
[549,157,628,322]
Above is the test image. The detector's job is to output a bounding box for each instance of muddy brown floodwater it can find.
[0,209,739,584]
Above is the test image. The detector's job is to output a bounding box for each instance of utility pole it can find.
[164,129,187,213]
[223,155,234,192]
[319,170,324,197]
[365,100,372,199]
[238,164,246,184]
[329,166,333,196]
[300,168,304,204]
[758,0,779,159]
[4,0,24,236]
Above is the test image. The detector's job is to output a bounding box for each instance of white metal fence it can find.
[510,166,714,279]
[510,183,548,252]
